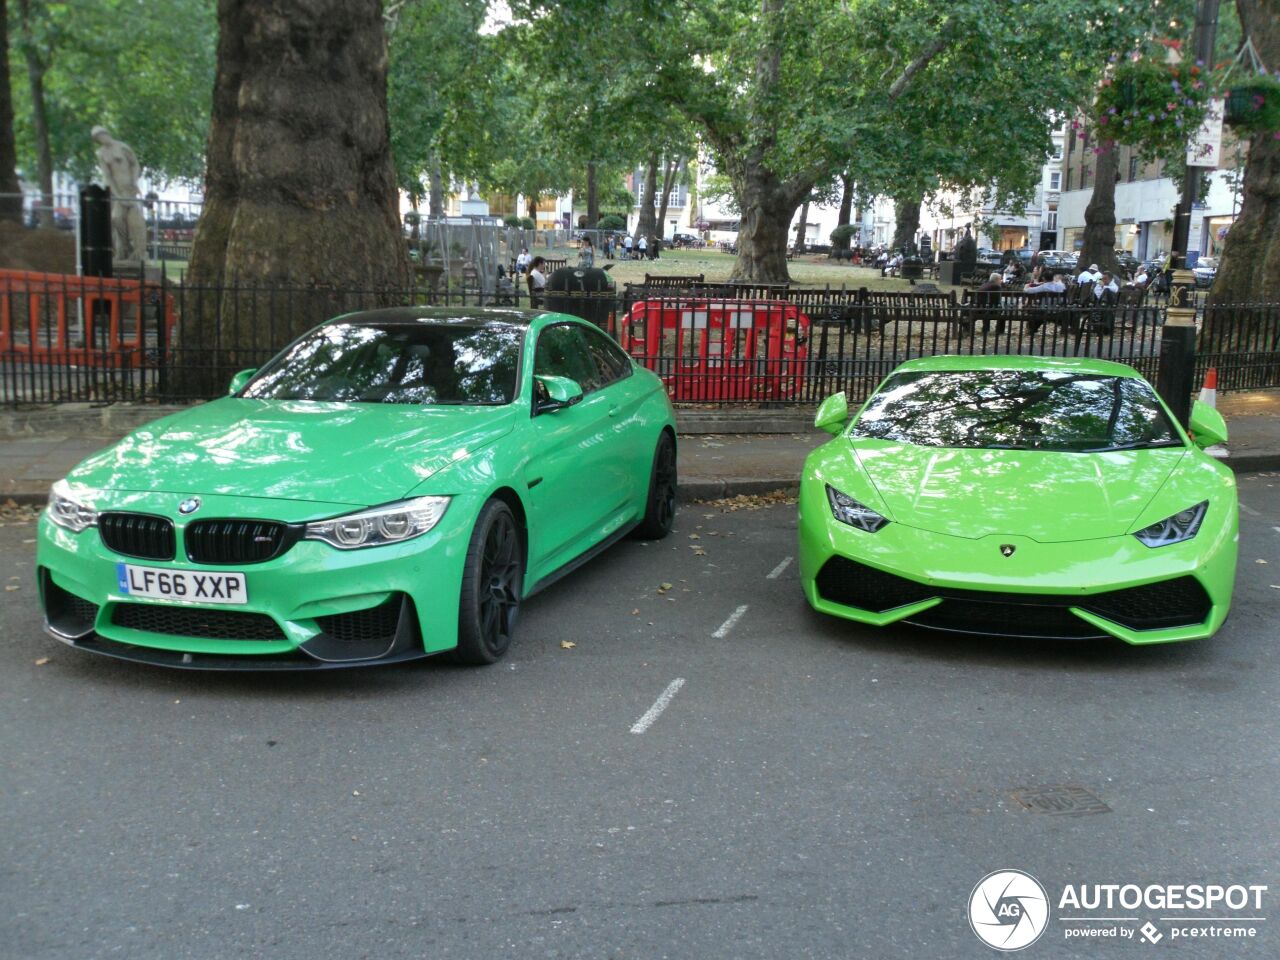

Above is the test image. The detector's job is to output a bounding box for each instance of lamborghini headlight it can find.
[1133,501,1208,548]
[826,484,889,533]
[304,496,451,550]
[47,480,98,533]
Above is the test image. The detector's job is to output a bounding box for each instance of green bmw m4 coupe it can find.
[799,356,1238,643]
[37,308,678,669]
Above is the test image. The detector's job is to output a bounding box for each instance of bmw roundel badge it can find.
[178,497,201,515]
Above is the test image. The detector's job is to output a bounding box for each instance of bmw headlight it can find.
[304,496,451,550]
[826,484,889,533]
[1133,501,1208,548]
[47,480,97,533]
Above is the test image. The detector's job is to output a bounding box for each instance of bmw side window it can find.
[534,324,600,393]
[581,325,632,388]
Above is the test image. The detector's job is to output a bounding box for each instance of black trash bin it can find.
[544,266,617,329]
[900,255,924,283]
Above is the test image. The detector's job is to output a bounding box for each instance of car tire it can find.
[453,499,523,665]
[632,432,677,540]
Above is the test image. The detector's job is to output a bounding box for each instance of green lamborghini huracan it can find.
[37,307,677,669]
[799,356,1238,643]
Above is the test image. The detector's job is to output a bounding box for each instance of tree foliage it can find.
[9,0,215,184]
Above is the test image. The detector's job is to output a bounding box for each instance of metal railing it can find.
[3,273,1277,407]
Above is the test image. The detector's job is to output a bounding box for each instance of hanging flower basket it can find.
[1095,54,1212,162]
[1223,77,1280,132]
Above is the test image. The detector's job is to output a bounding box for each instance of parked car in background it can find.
[1115,250,1142,276]
[1037,250,1077,272]
[671,233,702,248]
[1193,256,1219,288]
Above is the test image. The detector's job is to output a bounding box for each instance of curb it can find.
[677,479,798,502]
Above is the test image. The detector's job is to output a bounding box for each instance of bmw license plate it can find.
[116,563,248,605]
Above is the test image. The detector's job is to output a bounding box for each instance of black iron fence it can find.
[2,271,1277,408]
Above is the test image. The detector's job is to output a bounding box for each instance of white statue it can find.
[91,126,147,262]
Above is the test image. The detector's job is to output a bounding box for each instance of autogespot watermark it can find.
[967,872,1269,950]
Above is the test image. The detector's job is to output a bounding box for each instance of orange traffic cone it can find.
[1196,368,1228,458]
[1198,367,1218,408]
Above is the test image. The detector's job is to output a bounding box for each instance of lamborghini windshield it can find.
[852,369,1183,452]
[242,321,523,405]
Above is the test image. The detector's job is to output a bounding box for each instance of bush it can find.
[829,224,857,249]
[503,215,521,227]
[596,214,626,231]
[519,217,535,230]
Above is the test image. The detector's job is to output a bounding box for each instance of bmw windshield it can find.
[851,369,1183,452]
[242,321,523,405]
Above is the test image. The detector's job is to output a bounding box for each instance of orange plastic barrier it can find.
[0,269,177,368]
[621,298,809,401]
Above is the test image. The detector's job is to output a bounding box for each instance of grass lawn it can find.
[537,245,960,294]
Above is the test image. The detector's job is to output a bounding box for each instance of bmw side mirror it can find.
[1188,399,1228,449]
[535,375,584,414]
[228,368,258,395]
[814,391,849,436]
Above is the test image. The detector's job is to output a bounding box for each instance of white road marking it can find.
[712,605,750,639]
[630,678,686,734]
[1239,502,1260,517]
[1273,526,1280,536]
[766,556,793,579]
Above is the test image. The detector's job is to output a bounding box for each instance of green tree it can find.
[513,0,1142,283]
[10,0,215,216]
[1212,0,1280,302]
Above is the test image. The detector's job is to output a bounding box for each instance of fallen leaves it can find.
[0,499,40,523]
[34,656,49,666]
[695,490,797,511]
[559,640,576,650]
[657,582,673,594]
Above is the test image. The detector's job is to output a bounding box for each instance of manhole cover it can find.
[1012,785,1111,816]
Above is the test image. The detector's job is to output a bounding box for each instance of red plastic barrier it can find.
[621,298,809,401]
[0,269,176,368]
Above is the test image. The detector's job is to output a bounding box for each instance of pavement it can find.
[1,392,1279,505]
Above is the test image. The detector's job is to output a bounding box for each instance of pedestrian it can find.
[578,236,595,269]
[650,236,660,260]
[602,235,612,259]
[623,234,633,260]
[1077,262,1102,285]
[637,234,648,259]
[515,247,531,274]
[974,272,1006,335]
[527,256,547,305]
[1093,271,1120,304]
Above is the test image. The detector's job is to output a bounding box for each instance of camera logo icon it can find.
[968,869,1050,951]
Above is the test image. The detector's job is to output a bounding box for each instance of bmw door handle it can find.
[608,405,621,418]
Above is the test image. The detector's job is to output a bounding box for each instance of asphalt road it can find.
[3,475,1279,960]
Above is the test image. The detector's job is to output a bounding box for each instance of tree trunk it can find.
[428,153,444,218]
[1211,0,1280,303]
[586,160,598,228]
[891,194,921,253]
[1080,138,1121,276]
[655,155,680,238]
[16,0,51,228]
[634,152,658,243]
[729,155,803,282]
[854,195,866,247]
[831,173,853,251]
[0,0,22,223]
[183,0,410,393]
[526,194,537,222]
[792,197,810,254]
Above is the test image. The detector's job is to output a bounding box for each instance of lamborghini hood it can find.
[851,440,1187,541]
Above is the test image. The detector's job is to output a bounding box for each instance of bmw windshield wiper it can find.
[1083,440,1185,452]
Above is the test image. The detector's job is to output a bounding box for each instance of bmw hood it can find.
[64,399,517,507]
[851,440,1187,541]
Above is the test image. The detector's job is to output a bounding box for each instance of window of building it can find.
[1081,165,1090,188]
[1046,205,1058,231]
[1049,171,1061,192]
[1068,127,1076,153]
[1128,155,1140,181]
[1065,169,1073,192]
